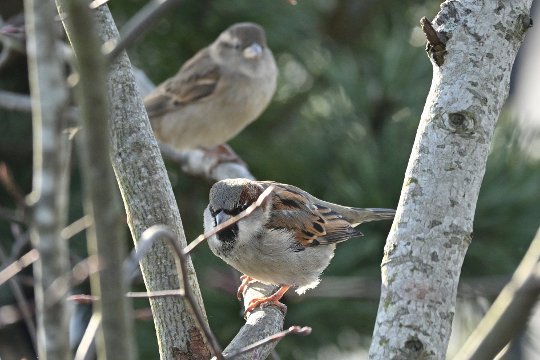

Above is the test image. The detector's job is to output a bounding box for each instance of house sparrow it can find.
[203,178,395,314]
[144,22,277,150]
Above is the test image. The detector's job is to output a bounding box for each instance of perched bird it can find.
[203,178,395,314]
[144,22,277,151]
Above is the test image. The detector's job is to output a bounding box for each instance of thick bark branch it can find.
[54,3,211,359]
[222,283,285,360]
[56,0,135,358]
[24,0,71,358]
[369,1,533,358]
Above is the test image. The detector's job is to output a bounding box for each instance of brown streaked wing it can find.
[313,204,362,244]
[264,184,327,248]
[143,47,221,118]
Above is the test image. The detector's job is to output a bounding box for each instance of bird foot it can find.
[204,144,247,169]
[243,285,290,316]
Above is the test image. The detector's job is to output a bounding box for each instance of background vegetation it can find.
[0,0,538,358]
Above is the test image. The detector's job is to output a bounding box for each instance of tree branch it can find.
[24,0,71,358]
[452,227,540,360]
[57,0,135,358]
[369,1,534,358]
[160,144,255,182]
[137,225,224,360]
[104,0,183,61]
[222,282,286,360]
[60,4,211,358]
[0,90,32,112]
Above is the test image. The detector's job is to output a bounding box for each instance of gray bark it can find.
[25,0,71,358]
[56,0,135,358]
[368,1,533,359]
[55,4,210,359]
[222,283,285,360]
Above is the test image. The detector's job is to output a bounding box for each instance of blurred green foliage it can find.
[0,0,539,358]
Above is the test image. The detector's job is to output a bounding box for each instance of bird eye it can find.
[209,206,219,217]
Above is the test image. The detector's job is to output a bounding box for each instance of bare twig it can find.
[8,224,30,261]
[60,215,93,240]
[74,313,100,360]
[127,289,185,298]
[420,16,447,66]
[0,249,39,286]
[104,0,183,61]
[68,294,100,304]
[0,162,26,206]
[25,0,71,357]
[0,16,26,70]
[0,249,101,290]
[452,227,540,360]
[0,90,32,112]
[69,289,185,303]
[225,326,311,360]
[138,225,225,360]
[44,255,103,308]
[58,0,135,357]
[184,185,274,255]
[0,245,37,350]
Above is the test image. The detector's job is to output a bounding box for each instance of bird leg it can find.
[237,274,256,300]
[244,285,290,315]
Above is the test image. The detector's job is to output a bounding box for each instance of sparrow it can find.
[203,178,395,314]
[143,22,277,151]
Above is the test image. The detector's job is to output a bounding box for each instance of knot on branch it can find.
[443,112,477,137]
[517,13,533,34]
[404,337,426,357]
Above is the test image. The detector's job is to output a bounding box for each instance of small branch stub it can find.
[420,16,447,66]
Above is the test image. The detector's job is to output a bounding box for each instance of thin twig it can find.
[0,90,33,113]
[74,313,100,360]
[68,294,100,304]
[0,249,39,286]
[104,0,183,61]
[60,215,93,240]
[68,289,186,304]
[0,162,26,206]
[8,224,31,262]
[420,16,447,66]
[0,245,37,351]
[184,185,275,255]
[127,289,185,298]
[224,326,311,360]
[138,225,225,359]
[44,255,103,308]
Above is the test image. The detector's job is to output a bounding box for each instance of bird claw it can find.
[244,297,287,316]
[204,144,247,169]
[243,285,290,316]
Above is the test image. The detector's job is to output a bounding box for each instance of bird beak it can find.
[214,210,230,226]
[243,43,263,59]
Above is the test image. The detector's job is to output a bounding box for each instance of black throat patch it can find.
[216,223,238,256]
